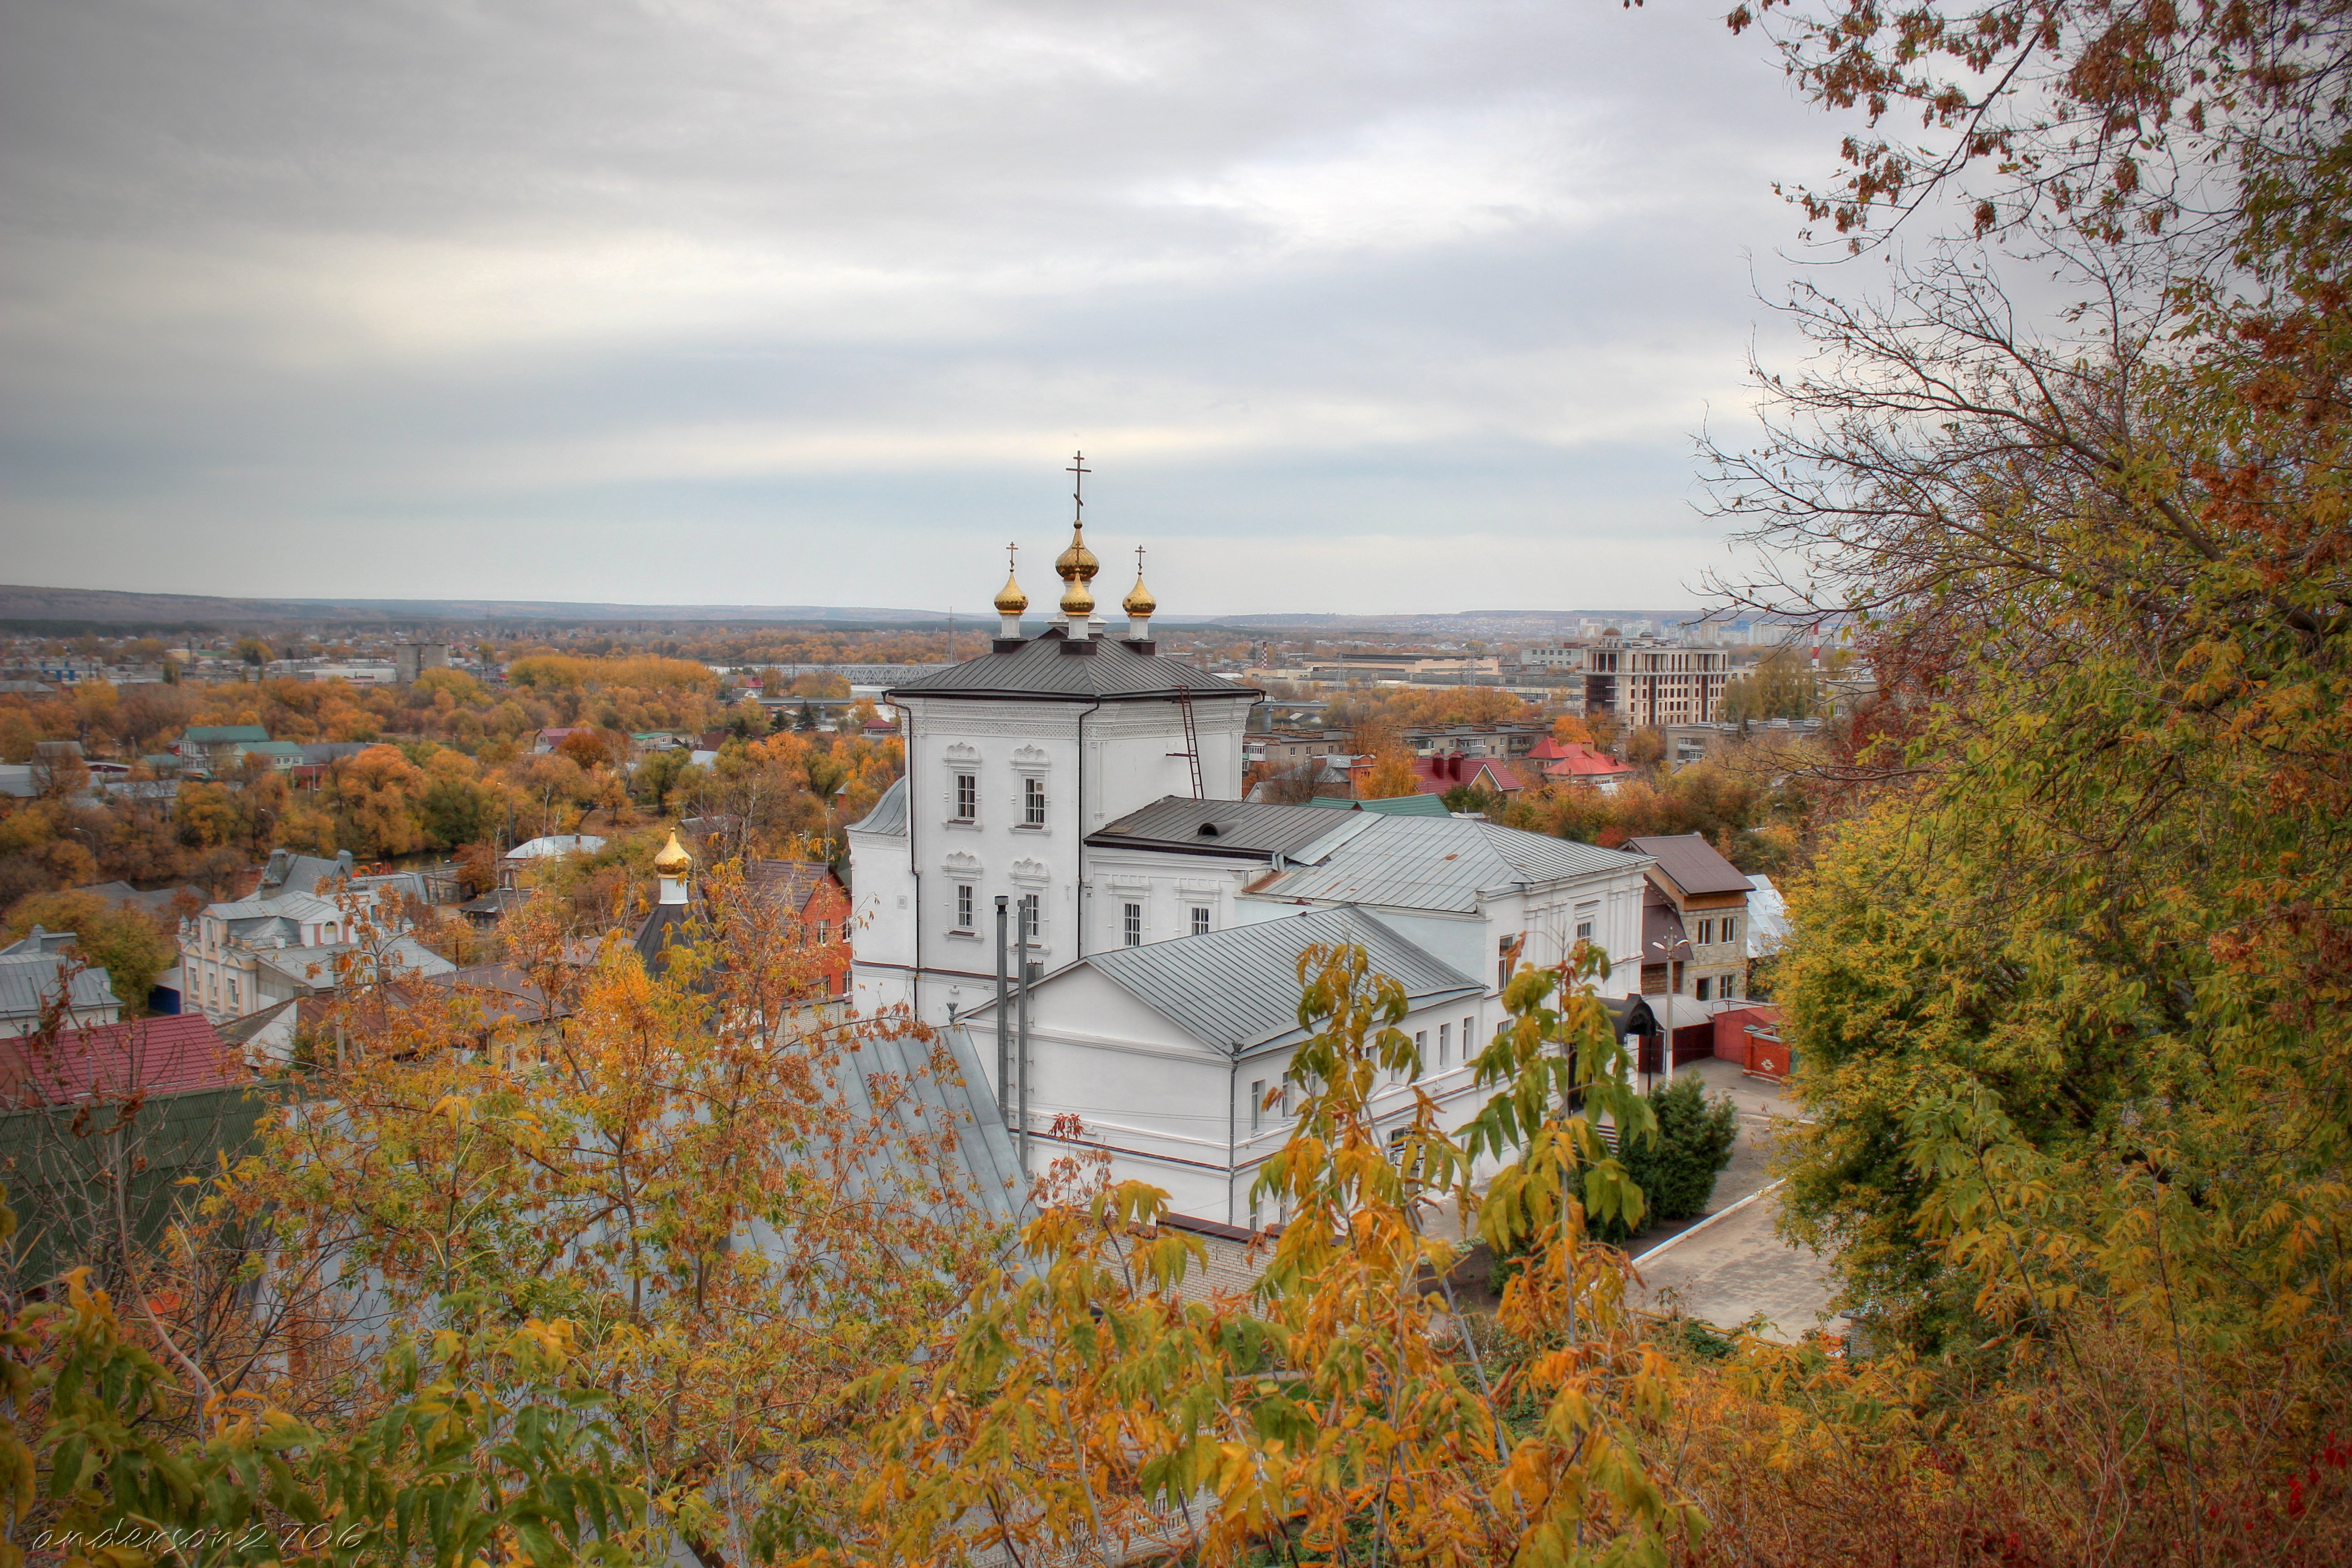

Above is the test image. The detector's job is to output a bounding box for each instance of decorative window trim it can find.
[1009,743,1052,774]
[942,741,981,765]
[1009,858,1053,886]
[941,851,983,877]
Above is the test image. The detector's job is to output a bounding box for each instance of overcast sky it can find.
[0,0,1847,616]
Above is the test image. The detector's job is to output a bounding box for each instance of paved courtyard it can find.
[1625,1057,1841,1342]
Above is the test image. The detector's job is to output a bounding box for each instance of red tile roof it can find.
[1408,755,1528,794]
[0,1014,242,1107]
[1528,739,1631,779]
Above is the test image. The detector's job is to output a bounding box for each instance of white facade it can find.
[849,639,1257,1026]
[960,958,1495,1224]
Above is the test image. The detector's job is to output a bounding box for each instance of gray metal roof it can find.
[1300,793,1450,818]
[1071,906,1482,1054]
[886,630,1261,703]
[1088,797,1379,861]
[1245,815,1651,915]
[848,776,908,837]
[834,1021,1030,1239]
[0,952,120,1019]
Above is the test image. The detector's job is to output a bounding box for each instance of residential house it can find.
[177,858,455,1024]
[1352,751,1528,800]
[1623,834,1755,1004]
[176,725,271,777]
[0,1014,239,1108]
[0,931,122,1037]
[1398,723,1548,760]
[744,860,853,1000]
[1524,737,1633,793]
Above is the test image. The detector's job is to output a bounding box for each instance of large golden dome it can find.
[1054,524,1099,587]
[652,829,693,876]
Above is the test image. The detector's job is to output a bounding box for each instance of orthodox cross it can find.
[1068,450,1089,523]
[1006,540,1018,571]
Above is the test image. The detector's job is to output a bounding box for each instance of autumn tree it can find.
[0,889,173,1013]
[224,880,1004,1565]
[323,745,428,859]
[1678,0,2352,1555]
[1357,749,1423,800]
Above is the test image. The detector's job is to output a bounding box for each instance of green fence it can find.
[0,1083,274,1291]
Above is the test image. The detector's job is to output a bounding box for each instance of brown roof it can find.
[1624,833,1754,897]
[744,860,843,911]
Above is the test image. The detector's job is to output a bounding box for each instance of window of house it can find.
[1696,918,1714,946]
[954,885,974,931]
[1019,893,1040,941]
[1438,1022,1451,1067]
[1191,906,1210,937]
[1023,777,1047,827]
[1250,1079,1264,1134]
[1122,902,1142,947]
[1281,1083,1293,1116]
[1722,972,1738,1000]
[815,920,831,944]
[1413,1030,1427,1074]
[953,772,977,821]
[1696,976,1713,1001]
[1722,915,1738,945]
[1463,1014,1476,1060]
[1575,902,1597,944]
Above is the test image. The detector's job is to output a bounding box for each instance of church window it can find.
[1019,893,1040,941]
[1191,906,1210,936]
[954,884,974,931]
[1463,1014,1475,1059]
[1250,1080,1264,1133]
[1438,1022,1451,1067]
[1023,777,1047,827]
[1122,903,1142,947]
[953,773,976,821]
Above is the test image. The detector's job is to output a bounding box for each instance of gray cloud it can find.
[0,0,1839,613]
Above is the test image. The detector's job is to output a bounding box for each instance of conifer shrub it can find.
[1618,1074,1738,1226]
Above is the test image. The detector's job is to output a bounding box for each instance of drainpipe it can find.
[995,895,1010,1124]
[1227,1052,1239,1226]
[1016,900,1031,1179]
[1074,696,1101,960]
[887,698,918,1018]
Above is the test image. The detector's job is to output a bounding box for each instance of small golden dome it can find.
[1060,576,1096,616]
[994,568,1029,615]
[1122,572,1156,617]
[652,829,692,876]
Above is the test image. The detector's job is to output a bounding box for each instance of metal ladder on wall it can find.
[1170,690,1205,799]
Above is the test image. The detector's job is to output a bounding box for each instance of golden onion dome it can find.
[1122,571,1156,617]
[652,829,693,876]
[994,568,1029,615]
[1054,523,1099,585]
[1059,575,1097,616]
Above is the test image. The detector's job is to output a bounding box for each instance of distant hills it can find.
[0,585,957,629]
[0,584,1718,636]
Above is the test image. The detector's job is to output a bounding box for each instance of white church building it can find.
[848,496,1658,1226]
